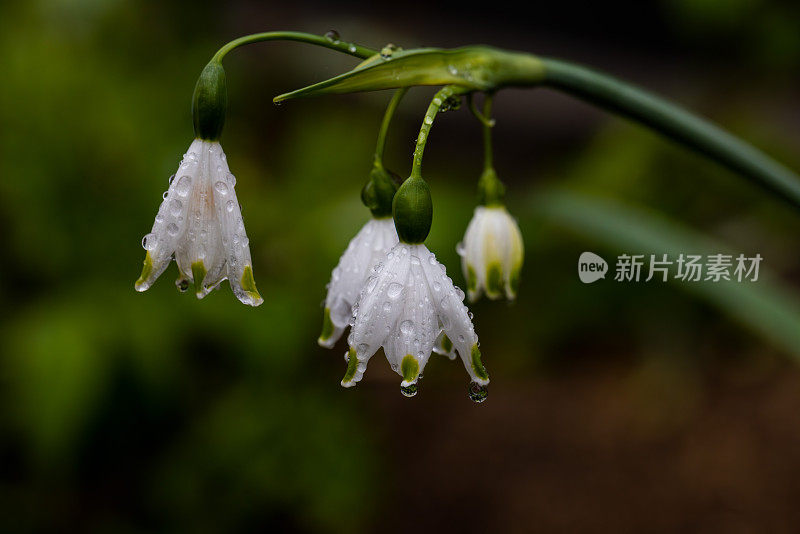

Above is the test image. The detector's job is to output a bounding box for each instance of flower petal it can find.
[344,242,411,386]
[420,247,488,385]
[135,140,200,292]
[209,143,262,306]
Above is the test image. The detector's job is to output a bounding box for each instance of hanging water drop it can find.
[468,381,488,403]
[400,383,418,397]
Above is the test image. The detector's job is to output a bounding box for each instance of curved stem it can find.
[211,31,377,63]
[411,86,463,178]
[540,58,800,208]
[481,94,495,172]
[374,87,409,166]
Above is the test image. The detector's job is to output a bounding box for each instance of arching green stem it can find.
[481,94,495,173]
[540,58,800,208]
[471,93,505,205]
[411,86,464,178]
[275,45,800,209]
[374,87,409,167]
[211,31,377,63]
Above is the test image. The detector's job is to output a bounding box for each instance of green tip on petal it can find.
[400,354,420,384]
[508,265,521,298]
[134,252,154,291]
[240,265,263,304]
[191,261,207,297]
[318,307,335,346]
[342,346,358,385]
[441,334,453,354]
[470,344,489,382]
[466,265,478,293]
[485,261,504,298]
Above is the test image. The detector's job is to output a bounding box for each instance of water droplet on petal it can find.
[387,283,403,299]
[176,278,189,292]
[455,287,465,301]
[356,343,369,355]
[226,200,235,213]
[169,199,182,216]
[142,233,157,250]
[168,174,175,185]
[366,276,379,293]
[166,223,179,236]
[432,281,441,292]
[400,320,415,335]
[214,181,228,195]
[468,381,488,403]
[383,301,392,313]
[175,176,191,196]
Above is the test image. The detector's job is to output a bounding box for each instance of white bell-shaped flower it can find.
[343,243,489,399]
[458,205,524,302]
[319,218,398,347]
[135,139,262,306]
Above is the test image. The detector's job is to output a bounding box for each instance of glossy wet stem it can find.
[211,31,377,62]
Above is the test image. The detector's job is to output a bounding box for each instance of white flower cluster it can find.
[319,206,524,400]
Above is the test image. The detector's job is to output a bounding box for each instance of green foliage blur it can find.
[0,0,799,532]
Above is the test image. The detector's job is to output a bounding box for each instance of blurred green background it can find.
[1,0,800,531]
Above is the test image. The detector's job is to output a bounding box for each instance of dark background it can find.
[1,0,800,532]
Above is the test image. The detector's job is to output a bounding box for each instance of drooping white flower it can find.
[342,242,489,399]
[319,218,398,347]
[458,205,524,302]
[135,139,262,306]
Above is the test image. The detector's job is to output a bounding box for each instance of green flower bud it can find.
[477,167,506,206]
[192,61,227,141]
[361,164,400,217]
[392,175,433,244]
